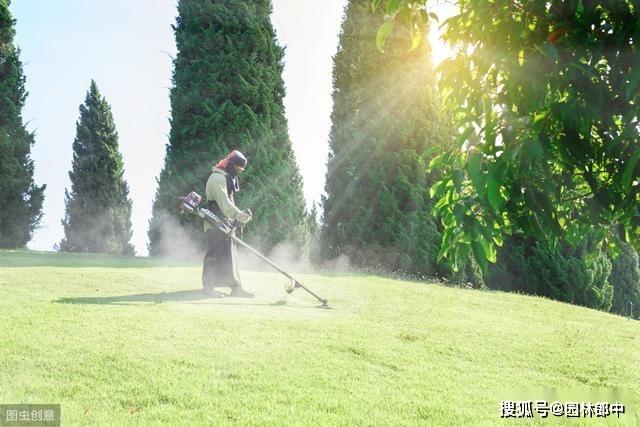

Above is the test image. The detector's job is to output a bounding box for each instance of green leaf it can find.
[371,0,382,13]
[442,211,457,228]
[487,176,502,212]
[429,180,443,198]
[622,149,640,191]
[438,228,454,261]
[533,110,549,124]
[428,12,439,23]
[410,23,422,51]
[457,126,474,146]
[472,241,489,273]
[466,153,484,190]
[376,18,395,52]
[478,235,497,263]
[434,188,453,210]
[428,152,449,170]
[386,0,402,15]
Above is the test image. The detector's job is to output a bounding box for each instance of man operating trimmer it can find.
[202,149,253,298]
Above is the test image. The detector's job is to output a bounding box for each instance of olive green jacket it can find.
[204,167,243,230]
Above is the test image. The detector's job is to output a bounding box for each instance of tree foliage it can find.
[487,233,613,310]
[60,81,134,255]
[609,243,640,318]
[322,0,448,277]
[0,0,45,248]
[148,0,308,256]
[306,203,322,265]
[376,0,640,272]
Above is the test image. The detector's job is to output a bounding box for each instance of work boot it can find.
[230,286,254,298]
[203,287,224,298]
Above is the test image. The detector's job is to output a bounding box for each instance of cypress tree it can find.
[148,0,308,256]
[60,80,134,255]
[306,203,321,264]
[0,0,45,247]
[321,0,446,276]
[487,234,614,311]
[609,244,640,319]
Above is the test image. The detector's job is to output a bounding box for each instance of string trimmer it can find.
[178,191,329,308]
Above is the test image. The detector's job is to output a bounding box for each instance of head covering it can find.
[214,150,247,194]
[214,150,247,171]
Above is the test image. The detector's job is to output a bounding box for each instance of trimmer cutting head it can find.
[285,279,331,308]
[318,300,331,309]
[285,279,296,294]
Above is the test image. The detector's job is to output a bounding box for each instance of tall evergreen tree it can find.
[609,244,640,319]
[148,0,307,256]
[60,80,134,255]
[321,0,446,276]
[306,203,321,264]
[0,0,45,247]
[487,234,613,311]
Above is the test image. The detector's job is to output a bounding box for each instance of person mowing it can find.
[202,149,253,298]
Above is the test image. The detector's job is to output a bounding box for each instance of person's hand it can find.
[236,210,252,224]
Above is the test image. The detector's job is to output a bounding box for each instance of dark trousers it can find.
[202,227,241,289]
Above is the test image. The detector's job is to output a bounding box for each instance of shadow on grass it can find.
[56,289,207,305]
[54,289,308,308]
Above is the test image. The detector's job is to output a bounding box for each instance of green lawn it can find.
[0,250,638,426]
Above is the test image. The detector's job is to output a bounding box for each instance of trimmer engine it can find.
[179,191,202,214]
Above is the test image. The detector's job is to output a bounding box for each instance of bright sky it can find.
[11,0,454,256]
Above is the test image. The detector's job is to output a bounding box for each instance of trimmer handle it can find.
[230,209,252,234]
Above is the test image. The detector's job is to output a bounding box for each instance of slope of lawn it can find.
[0,249,638,426]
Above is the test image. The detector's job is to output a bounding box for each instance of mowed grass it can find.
[0,250,639,426]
